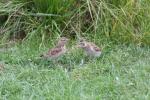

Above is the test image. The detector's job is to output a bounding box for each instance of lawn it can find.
[0,0,150,99]
[0,41,150,100]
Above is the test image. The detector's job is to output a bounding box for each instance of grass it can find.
[0,39,150,99]
[1,0,150,45]
[0,0,150,99]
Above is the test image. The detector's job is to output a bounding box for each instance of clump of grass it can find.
[0,0,150,46]
[32,0,74,14]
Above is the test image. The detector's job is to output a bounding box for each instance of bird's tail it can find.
[40,54,44,57]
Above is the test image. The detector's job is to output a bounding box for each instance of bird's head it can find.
[77,40,87,49]
[57,37,69,47]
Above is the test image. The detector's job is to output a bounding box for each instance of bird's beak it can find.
[75,44,80,48]
[66,39,69,42]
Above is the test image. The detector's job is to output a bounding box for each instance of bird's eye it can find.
[60,37,68,41]
[61,39,66,41]
[79,40,84,42]
[79,42,85,46]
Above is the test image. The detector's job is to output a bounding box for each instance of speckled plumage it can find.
[41,37,69,59]
[78,39,101,57]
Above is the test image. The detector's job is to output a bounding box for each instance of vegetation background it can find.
[0,0,150,99]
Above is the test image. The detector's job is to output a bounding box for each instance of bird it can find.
[40,37,69,60]
[77,39,101,57]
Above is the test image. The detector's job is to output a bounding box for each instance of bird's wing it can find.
[47,47,63,56]
[89,42,101,52]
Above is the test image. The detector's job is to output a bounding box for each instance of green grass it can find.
[0,0,150,99]
[0,39,150,99]
[1,0,150,45]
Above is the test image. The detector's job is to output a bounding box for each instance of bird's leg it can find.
[93,57,97,62]
[52,59,59,67]
[79,59,84,66]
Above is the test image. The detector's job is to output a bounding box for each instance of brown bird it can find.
[40,37,69,60]
[77,39,101,57]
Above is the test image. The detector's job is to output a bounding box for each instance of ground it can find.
[0,42,150,100]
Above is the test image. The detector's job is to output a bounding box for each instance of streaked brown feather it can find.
[48,48,62,56]
[88,42,101,51]
[40,37,68,59]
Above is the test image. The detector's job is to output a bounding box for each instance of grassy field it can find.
[0,40,150,99]
[0,0,150,99]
